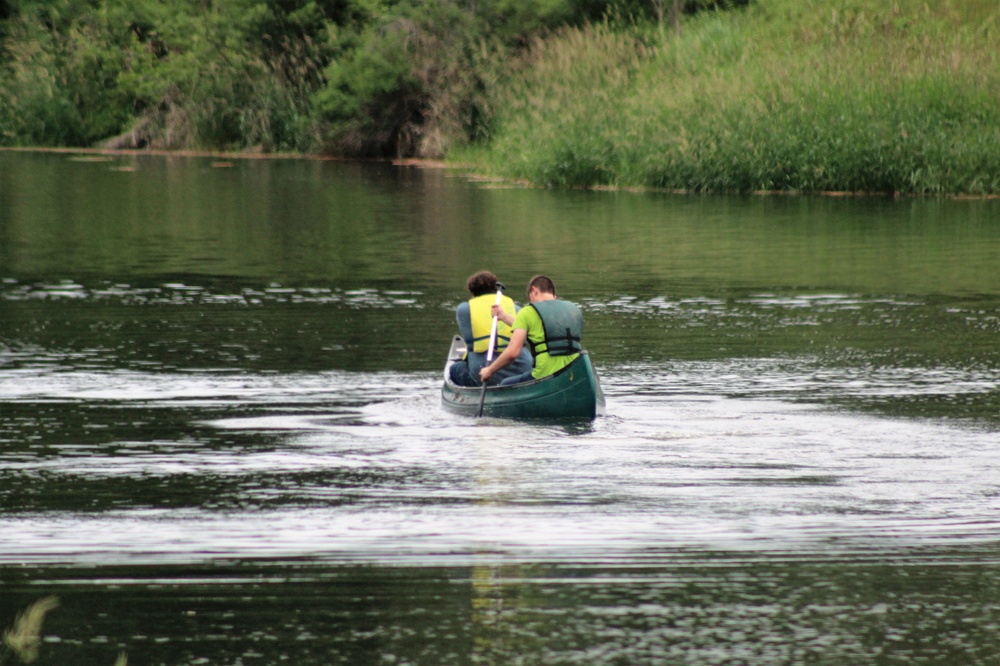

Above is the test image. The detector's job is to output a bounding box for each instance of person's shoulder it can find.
[512,304,537,328]
[555,298,582,313]
[514,303,538,328]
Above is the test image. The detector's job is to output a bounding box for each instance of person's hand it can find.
[479,365,493,383]
[491,305,513,325]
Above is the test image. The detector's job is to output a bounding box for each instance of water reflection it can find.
[3,152,1000,665]
[6,553,1000,665]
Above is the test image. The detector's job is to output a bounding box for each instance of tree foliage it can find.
[0,0,749,155]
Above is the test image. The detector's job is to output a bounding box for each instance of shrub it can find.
[313,0,505,157]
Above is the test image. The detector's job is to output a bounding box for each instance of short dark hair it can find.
[527,275,556,297]
[466,270,498,297]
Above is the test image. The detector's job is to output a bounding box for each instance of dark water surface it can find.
[2,151,1000,665]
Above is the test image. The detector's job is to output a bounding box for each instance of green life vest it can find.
[526,300,583,357]
[469,293,517,353]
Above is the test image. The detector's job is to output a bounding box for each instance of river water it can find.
[2,151,1000,665]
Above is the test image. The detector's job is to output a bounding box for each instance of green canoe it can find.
[441,335,606,419]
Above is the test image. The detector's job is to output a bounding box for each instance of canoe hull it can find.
[441,336,605,419]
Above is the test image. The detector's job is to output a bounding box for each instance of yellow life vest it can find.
[470,293,517,354]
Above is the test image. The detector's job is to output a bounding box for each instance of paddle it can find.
[476,281,505,417]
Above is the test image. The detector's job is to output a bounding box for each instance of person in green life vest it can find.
[479,275,583,386]
[449,270,533,387]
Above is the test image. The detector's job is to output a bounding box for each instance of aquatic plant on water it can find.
[1,597,127,666]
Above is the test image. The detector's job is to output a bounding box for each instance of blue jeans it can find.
[448,359,479,387]
[499,370,535,386]
[449,349,534,386]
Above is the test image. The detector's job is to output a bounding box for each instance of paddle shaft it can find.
[476,286,505,417]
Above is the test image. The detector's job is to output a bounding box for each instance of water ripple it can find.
[1,365,999,566]
[0,279,425,308]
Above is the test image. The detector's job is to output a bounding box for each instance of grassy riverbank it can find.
[470,0,1000,194]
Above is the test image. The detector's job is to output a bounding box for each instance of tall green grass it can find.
[475,0,1000,194]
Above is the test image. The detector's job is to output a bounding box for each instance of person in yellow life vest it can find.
[479,275,584,386]
[449,270,534,387]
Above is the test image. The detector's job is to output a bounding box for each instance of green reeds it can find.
[1,597,127,666]
[479,0,1000,194]
[1,596,59,665]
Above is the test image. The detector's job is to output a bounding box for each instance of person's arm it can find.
[479,328,526,383]
[456,302,474,345]
[491,304,515,327]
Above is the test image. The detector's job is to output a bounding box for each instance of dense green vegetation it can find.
[473,0,1000,194]
[2,0,998,194]
[0,0,713,154]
